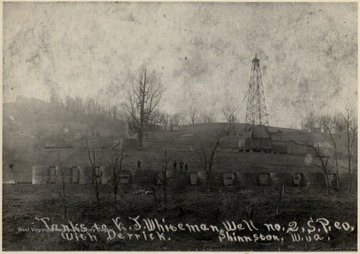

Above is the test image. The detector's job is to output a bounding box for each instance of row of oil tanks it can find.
[32,166,114,185]
[32,166,351,191]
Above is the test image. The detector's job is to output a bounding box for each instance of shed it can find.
[244,125,272,152]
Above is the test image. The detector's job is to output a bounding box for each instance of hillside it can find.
[3,98,351,183]
[3,98,127,182]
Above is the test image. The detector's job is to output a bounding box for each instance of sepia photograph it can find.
[2,2,358,251]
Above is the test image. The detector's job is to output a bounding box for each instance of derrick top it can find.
[252,54,260,69]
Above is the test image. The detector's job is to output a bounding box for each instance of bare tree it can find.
[311,144,334,195]
[56,152,68,218]
[319,114,331,133]
[49,92,63,106]
[170,112,184,129]
[301,111,320,132]
[86,139,102,206]
[200,110,215,124]
[222,104,238,135]
[125,67,163,148]
[196,130,225,192]
[341,107,357,193]
[159,112,170,131]
[322,114,342,190]
[187,106,198,125]
[333,114,346,133]
[144,134,173,209]
[109,143,127,204]
[160,148,172,209]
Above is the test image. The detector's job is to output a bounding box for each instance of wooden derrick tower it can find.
[244,54,269,127]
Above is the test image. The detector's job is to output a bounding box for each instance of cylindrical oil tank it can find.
[190,172,198,185]
[167,176,176,187]
[119,171,130,185]
[338,173,350,192]
[155,171,164,185]
[126,169,135,185]
[258,173,271,186]
[136,170,143,185]
[147,170,157,185]
[170,171,187,192]
[183,172,191,185]
[55,166,72,184]
[32,166,50,184]
[327,173,337,189]
[101,166,113,184]
[223,172,236,186]
[78,166,92,184]
[211,172,222,186]
[270,173,292,188]
[129,169,137,186]
[197,171,207,186]
[336,173,357,192]
[304,172,326,188]
[135,170,148,186]
[166,169,175,178]
[292,173,306,187]
[72,167,79,183]
[174,171,188,186]
[236,172,258,187]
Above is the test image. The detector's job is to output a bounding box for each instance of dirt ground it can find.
[2,184,357,251]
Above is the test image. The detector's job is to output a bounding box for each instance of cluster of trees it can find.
[49,94,123,121]
[155,105,235,132]
[123,67,240,146]
[47,73,236,151]
[48,67,240,144]
[56,140,128,218]
[303,108,357,194]
[185,106,216,125]
[301,111,350,134]
[196,130,225,192]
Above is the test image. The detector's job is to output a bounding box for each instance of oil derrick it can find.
[244,54,269,127]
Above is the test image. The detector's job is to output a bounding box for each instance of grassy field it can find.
[3,184,357,251]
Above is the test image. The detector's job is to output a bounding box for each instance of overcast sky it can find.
[3,2,357,128]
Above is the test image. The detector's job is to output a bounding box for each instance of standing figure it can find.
[137,160,141,169]
[184,162,188,171]
[179,161,184,171]
[173,160,177,170]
